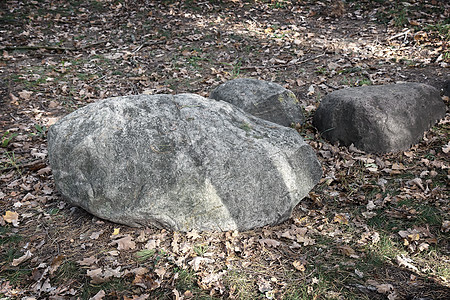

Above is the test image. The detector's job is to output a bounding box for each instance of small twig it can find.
[132,40,168,53]
[240,53,326,70]
[387,29,411,41]
[91,74,107,84]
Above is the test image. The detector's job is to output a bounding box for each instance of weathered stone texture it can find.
[313,83,446,153]
[210,78,304,127]
[48,94,322,232]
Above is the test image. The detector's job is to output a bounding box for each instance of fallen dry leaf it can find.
[18,90,33,100]
[77,256,98,266]
[292,260,306,271]
[258,238,281,248]
[123,294,150,300]
[366,200,376,210]
[110,235,136,251]
[172,232,180,253]
[337,245,359,258]
[89,289,105,300]
[376,283,394,294]
[187,229,200,240]
[355,269,364,278]
[155,267,166,279]
[12,250,32,266]
[173,289,181,300]
[396,254,419,272]
[49,255,65,275]
[127,267,149,276]
[133,274,160,290]
[37,166,52,176]
[10,93,19,104]
[87,267,122,284]
[3,211,19,226]
[296,235,316,246]
[442,141,450,154]
[333,214,349,225]
[442,220,450,233]
[136,230,147,243]
[144,239,160,250]
[189,256,214,271]
[90,230,104,240]
[257,276,272,293]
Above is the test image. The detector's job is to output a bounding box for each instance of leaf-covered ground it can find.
[1,0,449,299]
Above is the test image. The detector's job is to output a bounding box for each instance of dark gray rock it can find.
[313,83,446,153]
[210,78,304,127]
[48,94,322,232]
[443,79,450,97]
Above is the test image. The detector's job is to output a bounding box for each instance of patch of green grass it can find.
[282,274,335,300]
[416,205,443,226]
[1,151,22,174]
[194,244,208,256]
[231,59,243,78]
[187,56,204,69]
[368,233,401,260]
[425,22,450,39]
[51,260,84,286]
[1,131,18,148]
[357,78,372,86]
[367,209,398,232]
[393,198,444,226]
[134,249,156,262]
[0,232,31,285]
[112,70,124,76]
[30,124,48,139]
[393,8,408,28]
[9,74,26,83]
[315,66,327,75]
[79,277,130,300]
[0,229,22,247]
[224,270,258,299]
[77,73,91,81]
[341,76,372,87]
[47,208,60,216]
[431,257,450,279]
[269,0,289,9]
[444,51,450,61]
[0,265,32,285]
[175,268,199,293]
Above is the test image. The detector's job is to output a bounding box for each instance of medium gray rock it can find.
[313,83,446,153]
[210,78,304,127]
[48,94,322,232]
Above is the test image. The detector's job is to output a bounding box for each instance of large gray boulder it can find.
[48,94,322,232]
[210,78,304,127]
[313,83,446,153]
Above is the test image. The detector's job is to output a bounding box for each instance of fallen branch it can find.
[0,40,109,52]
[1,159,46,172]
[0,45,76,51]
[239,53,326,70]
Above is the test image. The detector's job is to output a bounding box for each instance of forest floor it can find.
[0,0,449,299]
